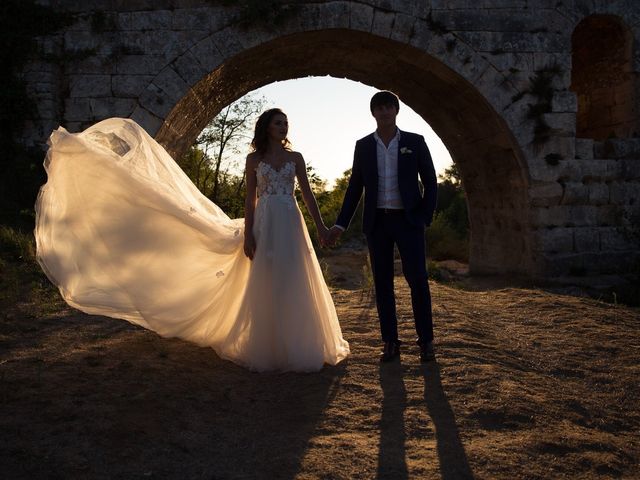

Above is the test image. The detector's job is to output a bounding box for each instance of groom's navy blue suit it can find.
[336,130,437,344]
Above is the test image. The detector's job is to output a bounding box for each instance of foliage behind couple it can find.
[177,94,469,261]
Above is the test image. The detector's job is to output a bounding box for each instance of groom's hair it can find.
[370,91,400,114]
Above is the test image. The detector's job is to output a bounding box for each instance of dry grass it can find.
[1,250,639,479]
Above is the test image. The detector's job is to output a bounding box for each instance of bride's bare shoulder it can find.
[246,151,261,166]
[287,150,305,166]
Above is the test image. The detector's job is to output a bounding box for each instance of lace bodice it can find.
[256,161,296,196]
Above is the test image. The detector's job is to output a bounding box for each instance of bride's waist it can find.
[258,193,295,199]
[257,194,296,209]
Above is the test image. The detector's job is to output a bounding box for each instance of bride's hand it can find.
[244,233,256,259]
[318,224,330,247]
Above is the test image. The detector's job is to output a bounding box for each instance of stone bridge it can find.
[22,0,640,281]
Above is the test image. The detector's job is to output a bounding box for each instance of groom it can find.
[328,91,438,363]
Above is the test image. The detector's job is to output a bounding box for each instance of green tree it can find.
[177,94,266,217]
[427,162,469,261]
[319,168,364,245]
[197,94,266,202]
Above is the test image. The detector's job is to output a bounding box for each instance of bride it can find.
[35,108,349,372]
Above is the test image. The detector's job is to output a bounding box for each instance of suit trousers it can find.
[366,209,433,344]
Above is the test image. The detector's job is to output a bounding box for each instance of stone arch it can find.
[138,28,531,276]
[570,15,637,140]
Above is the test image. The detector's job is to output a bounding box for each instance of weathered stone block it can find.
[621,159,640,180]
[595,138,640,159]
[211,28,243,59]
[560,181,588,205]
[172,8,212,31]
[116,55,166,75]
[533,52,571,72]
[130,106,163,136]
[484,51,534,73]
[575,138,594,160]
[431,0,477,8]
[543,112,576,137]
[609,182,640,205]
[64,30,100,53]
[551,91,577,113]
[90,97,136,119]
[118,10,172,30]
[534,252,585,277]
[35,99,57,119]
[580,160,622,182]
[371,9,395,38]
[189,37,224,73]
[445,41,490,85]
[171,50,207,87]
[390,13,417,44]
[350,3,374,32]
[139,83,174,118]
[65,13,94,32]
[152,67,188,104]
[588,183,610,206]
[31,82,57,94]
[538,226,574,253]
[595,205,624,227]
[578,252,638,274]
[525,135,576,163]
[315,2,350,30]
[529,182,563,206]
[66,55,117,75]
[456,31,565,53]
[600,227,635,251]
[529,158,574,183]
[112,75,154,97]
[574,227,599,252]
[63,101,86,124]
[118,30,203,58]
[69,75,111,97]
[384,0,429,17]
[233,24,277,51]
[532,205,599,228]
[22,62,57,78]
[209,6,235,32]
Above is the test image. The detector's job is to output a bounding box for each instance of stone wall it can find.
[18,0,640,280]
[530,138,639,276]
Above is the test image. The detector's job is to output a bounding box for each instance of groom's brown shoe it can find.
[419,340,435,362]
[380,341,401,362]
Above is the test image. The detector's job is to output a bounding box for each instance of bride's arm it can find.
[294,153,328,241]
[244,154,258,259]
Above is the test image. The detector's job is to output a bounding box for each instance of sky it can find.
[233,76,453,187]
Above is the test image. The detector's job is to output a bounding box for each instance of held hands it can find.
[317,224,342,248]
[323,225,343,247]
[318,224,330,247]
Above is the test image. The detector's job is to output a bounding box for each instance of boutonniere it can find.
[400,147,413,154]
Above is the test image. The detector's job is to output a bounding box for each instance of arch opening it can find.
[570,15,637,140]
[154,29,532,276]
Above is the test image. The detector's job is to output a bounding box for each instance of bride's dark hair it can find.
[251,108,292,155]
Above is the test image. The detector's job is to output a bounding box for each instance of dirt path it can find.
[1,265,639,479]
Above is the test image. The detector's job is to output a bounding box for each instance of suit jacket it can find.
[336,129,437,234]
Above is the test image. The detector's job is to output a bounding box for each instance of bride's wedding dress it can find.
[35,118,349,372]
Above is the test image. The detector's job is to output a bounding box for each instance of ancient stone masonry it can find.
[19,0,640,280]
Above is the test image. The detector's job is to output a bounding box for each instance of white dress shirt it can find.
[374,129,404,209]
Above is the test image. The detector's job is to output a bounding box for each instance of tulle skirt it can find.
[35,118,349,372]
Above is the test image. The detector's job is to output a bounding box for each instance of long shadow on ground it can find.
[0,312,345,479]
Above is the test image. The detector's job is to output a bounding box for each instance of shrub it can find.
[427,212,469,262]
